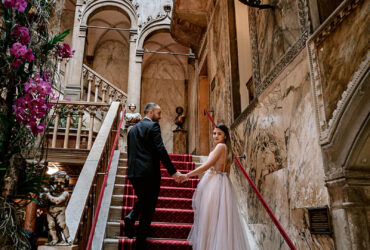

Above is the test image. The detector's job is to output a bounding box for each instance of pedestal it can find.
[173,129,187,154]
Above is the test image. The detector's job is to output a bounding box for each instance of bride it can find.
[184,124,251,250]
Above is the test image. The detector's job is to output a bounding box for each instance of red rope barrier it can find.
[204,109,216,127]
[234,158,296,250]
[204,109,296,250]
[86,107,127,250]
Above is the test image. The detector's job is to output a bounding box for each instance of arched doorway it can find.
[140,30,189,152]
[85,6,131,92]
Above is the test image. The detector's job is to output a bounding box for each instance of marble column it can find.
[64,0,87,101]
[127,32,143,112]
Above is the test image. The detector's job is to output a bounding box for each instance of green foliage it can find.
[0,197,31,250]
[0,0,73,248]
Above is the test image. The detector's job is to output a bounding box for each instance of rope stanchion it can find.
[86,107,127,250]
[204,109,296,250]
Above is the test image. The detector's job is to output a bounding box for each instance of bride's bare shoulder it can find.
[214,143,227,153]
[215,143,227,149]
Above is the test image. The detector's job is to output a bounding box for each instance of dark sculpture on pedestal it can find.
[174,106,186,130]
[41,171,71,246]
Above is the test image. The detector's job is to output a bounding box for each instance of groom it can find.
[125,102,185,249]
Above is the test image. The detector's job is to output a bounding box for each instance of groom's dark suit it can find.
[126,117,177,245]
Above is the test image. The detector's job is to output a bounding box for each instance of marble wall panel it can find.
[92,40,129,93]
[141,59,186,153]
[249,0,310,96]
[208,0,233,126]
[256,0,301,79]
[316,2,369,122]
[230,51,333,249]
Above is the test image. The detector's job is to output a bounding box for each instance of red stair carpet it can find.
[119,154,199,250]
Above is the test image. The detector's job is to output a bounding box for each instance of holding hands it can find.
[172,171,189,183]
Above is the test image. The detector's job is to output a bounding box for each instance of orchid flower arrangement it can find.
[0,0,74,248]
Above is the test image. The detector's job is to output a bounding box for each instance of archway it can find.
[84,6,131,92]
[140,30,189,152]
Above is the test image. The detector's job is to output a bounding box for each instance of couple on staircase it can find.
[125,102,251,250]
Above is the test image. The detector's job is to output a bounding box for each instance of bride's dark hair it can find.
[215,123,233,169]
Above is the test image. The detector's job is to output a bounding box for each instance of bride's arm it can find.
[185,144,226,179]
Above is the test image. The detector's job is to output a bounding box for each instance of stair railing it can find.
[65,102,124,249]
[81,64,127,104]
[204,109,296,250]
[85,107,126,250]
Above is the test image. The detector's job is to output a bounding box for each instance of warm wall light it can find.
[47,164,59,175]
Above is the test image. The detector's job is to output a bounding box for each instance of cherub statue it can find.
[125,103,142,129]
[174,106,186,129]
[41,171,71,246]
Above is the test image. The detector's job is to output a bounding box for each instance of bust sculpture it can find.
[41,171,71,246]
[174,106,186,130]
[125,103,142,129]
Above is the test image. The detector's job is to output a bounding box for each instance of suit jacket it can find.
[127,117,177,179]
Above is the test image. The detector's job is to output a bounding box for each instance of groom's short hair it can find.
[144,102,158,114]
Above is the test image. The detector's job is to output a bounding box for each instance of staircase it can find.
[103,153,205,249]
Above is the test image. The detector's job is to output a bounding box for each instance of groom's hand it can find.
[172,171,186,183]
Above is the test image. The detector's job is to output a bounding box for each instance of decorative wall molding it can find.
[307,0,367,145]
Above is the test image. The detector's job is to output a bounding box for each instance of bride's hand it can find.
[184,173,190,182]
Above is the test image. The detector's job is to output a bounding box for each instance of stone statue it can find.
[174,106,186,129]
[125,103,142,129]
[41,171,71,246]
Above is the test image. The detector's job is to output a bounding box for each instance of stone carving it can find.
[125,103,142,129]
[307,0,367,145]
[133,0,172,30]
[41,171,71,246]
[174,106,186,129]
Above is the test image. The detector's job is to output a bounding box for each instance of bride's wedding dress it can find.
[188,151,251,250]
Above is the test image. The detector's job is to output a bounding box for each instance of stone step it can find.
[113,184,195,198]
[115,175,199,188]
[116,166,196,176]
[106,221,192,239]
[109,206,194,223]
[110,195,193,209]
[103,238,191,250]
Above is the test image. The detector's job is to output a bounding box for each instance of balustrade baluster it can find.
[101,82,108,103]
[75,105,85,149]
[56,57,62,76]
[101,106,109,122]
[63,105,74,149]
[87,72,94,102]
[88,106,97,150]
[94,78,101,103]
[52,105,62,148]
[81,66,87,96]
[109,88,115,104]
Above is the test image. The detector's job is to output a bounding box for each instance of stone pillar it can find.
[173,129,187,154]
[326,174,370,250]
[64,0,87,101]
[127,32,143,112]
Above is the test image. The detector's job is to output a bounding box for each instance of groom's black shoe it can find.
[134,239,148,250]
[124,211,136,239]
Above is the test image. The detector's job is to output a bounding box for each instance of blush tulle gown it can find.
[188,151,251,250]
